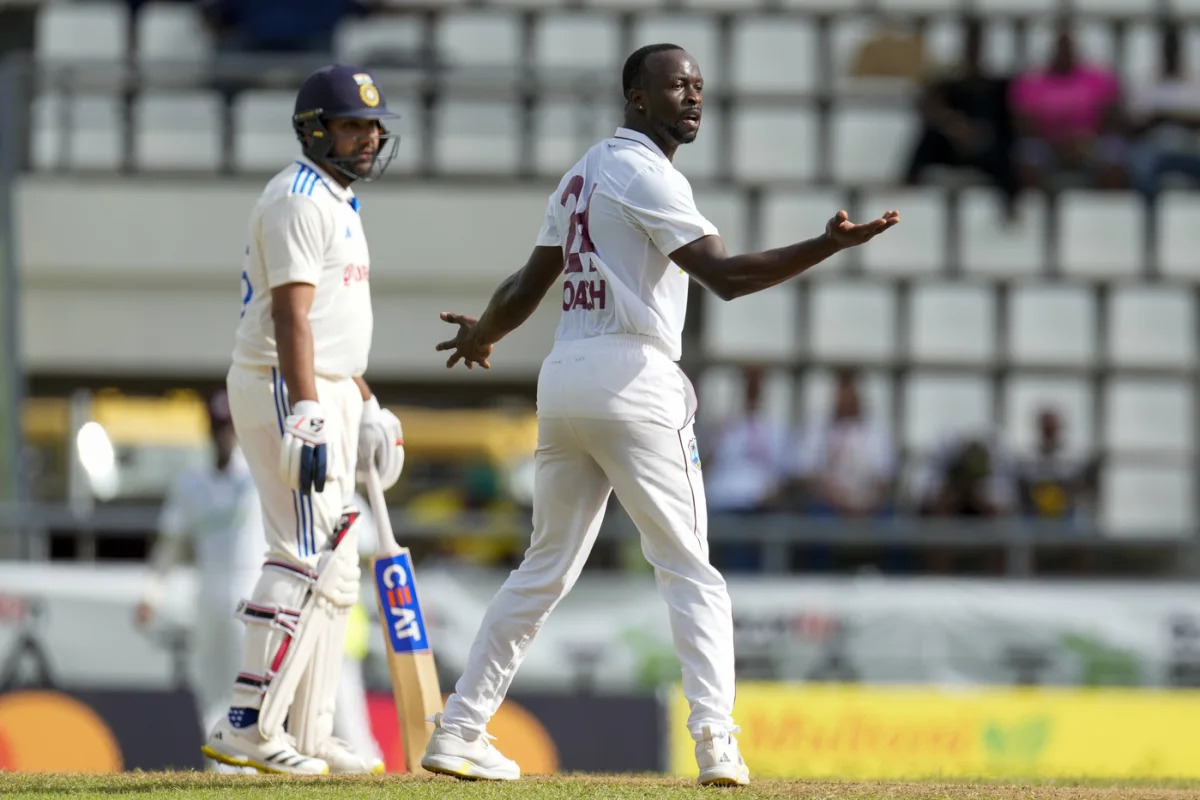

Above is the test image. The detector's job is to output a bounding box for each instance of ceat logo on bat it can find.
[374,552,431,654]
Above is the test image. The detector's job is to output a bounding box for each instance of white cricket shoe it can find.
[313,736,385,774]
[695,725,750,786]
[420,712,520,781]
[202,717,330,775]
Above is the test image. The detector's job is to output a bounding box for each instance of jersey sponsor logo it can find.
[373,552,431,654]
[342,263,370,286]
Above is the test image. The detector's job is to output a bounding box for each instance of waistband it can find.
[228,362,355,383]
[549,334,676,361]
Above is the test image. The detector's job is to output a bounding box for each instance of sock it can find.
[228,707,259,729]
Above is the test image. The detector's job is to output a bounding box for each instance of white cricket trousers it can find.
[226,364,364,568]
[442,335,737,741]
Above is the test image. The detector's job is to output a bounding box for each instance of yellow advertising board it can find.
[668,683,1200,779]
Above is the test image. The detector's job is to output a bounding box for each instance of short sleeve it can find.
[534,190,561,247]
[261,194,330,288]
[620,167,718,257]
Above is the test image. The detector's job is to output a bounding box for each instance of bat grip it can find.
[365,465,400,556]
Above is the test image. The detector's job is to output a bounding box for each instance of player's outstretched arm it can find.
[671,209,900,301]
[436,245,563,370]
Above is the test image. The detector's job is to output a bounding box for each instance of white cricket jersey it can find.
[536,127,718,361]
[232,156,373,380]
[158,448,264,599]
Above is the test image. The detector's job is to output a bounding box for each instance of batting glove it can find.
[280,399,328,494]
[357,395,404,489]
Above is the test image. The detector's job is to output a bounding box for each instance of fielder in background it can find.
[136,390,263,757]
[428,44,899,785]
[202,63,405,775]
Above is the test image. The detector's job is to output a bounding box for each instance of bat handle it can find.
[365,465,399,555]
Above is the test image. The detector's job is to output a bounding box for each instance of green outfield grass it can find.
[4,773,1200,800]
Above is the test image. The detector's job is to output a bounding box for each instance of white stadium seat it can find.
[334,17,424,66]
[433,99,521,174]
[858,189,946,275]
[532,100,622,178]
[702,284,801,361]
[731,106,818,182]
[903,373,993,452]
[37,1,128,61]
[436,12,523,69]
[133,92,222,171]
[1058,192,1145,279]
[1104,378,1193,455]
[534,12,621,73]
[232,91,297,172]
[960,189,1048,277]
[830,107,920,184]
[809,281,897,362]
[909,283,996,363]
[31,92,123,171]
[1107,287,1196,369]
[1101,463,1194,536]
[730,17,819,95]
[136,2,212,64]
[1008,284,1097,366]
[799,369,895,435]
[1158,191,1200,279]
[760,190,850,253]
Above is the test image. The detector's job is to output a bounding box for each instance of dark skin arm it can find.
[272,283,320,403]
[671,209,900,302]
[436,245,565,369]
[437,210,899,367]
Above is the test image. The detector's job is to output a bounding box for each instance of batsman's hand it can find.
[825,209,901,249]
[436,312,493,370]
[358,395,404,489]
[280,399,328,494]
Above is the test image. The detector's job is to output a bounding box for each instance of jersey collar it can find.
[613,127,668,161]
[296,156,358,206]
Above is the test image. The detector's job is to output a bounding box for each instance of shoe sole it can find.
[421,754,519,781]
[201,744,330,776]
[329,762,386,775]
[699,767,750,787]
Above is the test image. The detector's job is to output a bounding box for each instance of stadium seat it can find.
[534,12,621,73]
[433,99,521,174]
[232,90,298,172]
[858,189,947,275]
[1072,0,1157,12]
[1167,0,1200,13]
[532,99,622,178]
[1107,286,1196,369]
[136,2,212,65]
[809,281,897,362]
[702,284,801,361]
[960,189,1048,278]
[730,17,818,94]
[334,16,424,67]
[436,12,523,69]
[903,373,993,452]
[1004,376,1095,456]
[877,0,961,11]
[759,189,852,267]
[1105,378,1193,454]
[632,15,722,86]
[1158,191,1200,279]
[830,106,920,184]
[1058,192,1146,279]
[780,0,863,10]
[1026,18,1118,70]
[925,16,1019,75]
[909,282,996,363]
[36,1,128,61]
[1008,284,1097,365]
[1101,463,1194,536]
[972,0,1060,12]
[683,0,770,10]
[133,92,222,171]
[799,368,895,436]
[731,106,819,182]
[697,365,795,431]
[30,92,123,171]
[694,190,747,252]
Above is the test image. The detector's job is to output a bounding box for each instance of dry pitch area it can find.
[4,773,1200,800]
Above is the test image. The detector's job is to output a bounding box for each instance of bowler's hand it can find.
[825,209,901,249]
[436,312,493,370]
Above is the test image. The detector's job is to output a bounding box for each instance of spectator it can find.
[201,0,367,60]
[1126,24,1200,201]
[789,369,895,517]
[704,365,791,515]
[1014,406,1098,522]
[905,17,1020,221]
[1009,23,1127,190]
[918,429,1015,517]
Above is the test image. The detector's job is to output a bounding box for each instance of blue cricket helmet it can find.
[293,64,400,182]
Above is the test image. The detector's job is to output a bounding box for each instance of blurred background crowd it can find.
[0,0,1198,779]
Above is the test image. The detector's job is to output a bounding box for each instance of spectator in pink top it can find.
[1009,24,1128,190]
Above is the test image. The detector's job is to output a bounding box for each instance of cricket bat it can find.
[365,465,443,774]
